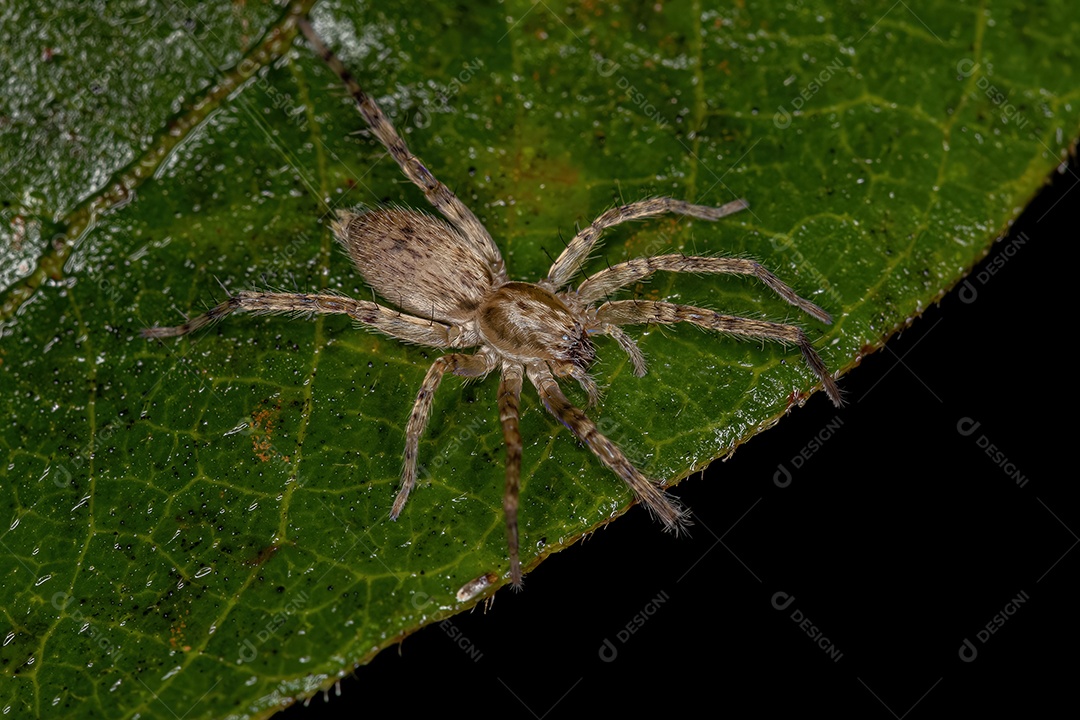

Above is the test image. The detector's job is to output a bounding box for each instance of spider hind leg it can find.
[396,352,495,519]
[498,364,526,588]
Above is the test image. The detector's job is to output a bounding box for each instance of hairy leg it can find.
[395,351,497,519]
[498,363,525,588]
[141,290,460,347]
[591,323,647,377]
[296,17,506,281]
[546,197,748,288]
[526,362,690,532]
[549,362,600,407]
[596,300,842,406]
[577,254,832,324]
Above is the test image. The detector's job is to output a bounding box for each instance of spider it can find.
[142,16,842,588]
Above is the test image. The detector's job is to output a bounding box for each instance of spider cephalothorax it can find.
[143,16,842,588]
[480,284,595,370]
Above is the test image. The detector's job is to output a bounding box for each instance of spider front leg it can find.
[596,300,842,406]
[526,362,690,533]
[546,197,748,288]
[498,363,526,587]
[141,290,458,347]
[395,351,497,519]
[577,255,832,324]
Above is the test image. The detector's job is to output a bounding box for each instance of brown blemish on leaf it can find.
[169,609,192,652]
[250,403,289,463]
[244,544,284,568]
[516,152,580,188]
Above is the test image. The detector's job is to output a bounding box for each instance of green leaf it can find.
[1,0,1076,717]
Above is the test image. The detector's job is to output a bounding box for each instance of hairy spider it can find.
[143,17,842,588]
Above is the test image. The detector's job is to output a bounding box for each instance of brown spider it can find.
[143,17,842,588]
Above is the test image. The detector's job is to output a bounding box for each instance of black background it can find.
[285,151,1076,718]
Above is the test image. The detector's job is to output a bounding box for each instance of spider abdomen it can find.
[477,282,594,367]
[334,208,493,323]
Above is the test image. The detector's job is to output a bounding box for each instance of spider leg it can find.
[596,300,842,406]
[141,290,460,347]
[577,255,832,324]
[525,362,690,533]
[296,18,507,282]
[554,364,600,406]
[546,197,748,288]
[498,363,526,588]
[592,323,647,377]
[395,351,497,519]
